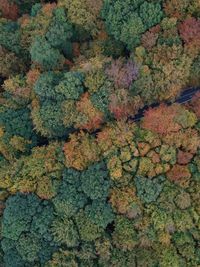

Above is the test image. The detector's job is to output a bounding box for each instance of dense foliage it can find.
[0,0,199,266]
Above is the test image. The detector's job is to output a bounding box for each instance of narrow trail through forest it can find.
[129,87,200,122]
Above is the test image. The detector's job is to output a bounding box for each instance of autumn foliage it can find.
[0,1,199,266]
[142,104,181,134]
[0,0,18,20]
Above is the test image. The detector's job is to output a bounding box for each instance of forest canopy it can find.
[0,0,200,266]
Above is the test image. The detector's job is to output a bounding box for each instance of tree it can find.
[0,142,64,198]
[109,186,142,218]
[162,128,200,154]
[32,71,85,137]
[80,161,111,200]
[106,59,138,89]
[55,71,84,100]
[58,0,103,36]
[31,99,68,138]
[101,37,126,58]
[164,0,198,20]
[109,89,143,120]
[34,71,84,101]
[2,194,55,266]
[63,131,100,170]
[139,1,163,30]
[91,88,111,118]
[1,193,56,265]
[84,68,111,94]
[120,13,145,49]
[75,92,104,131]
[45,250,78,267]
[141,104,181,135]
[0,46,26,78]
[0,20,22,55]
[52,168,87,218]
[112,216,139,251]
[159,246,183,267]
[9,0,40,14]
[84,69,112,117]
[75,210,103,242]
[166,164,191,187]
[2,193,40,240]
[179,17,200,56]
[179,17,200,45]
[141,25,160,50]
[188,56,200,87]
[101,0,163,49]
[85,200,114,228]
[134,175,165,204]
[45,7,73,50]
[132,44,193,103]
[175,191,191,209]
[187,92,200,119]
[177,150,193,165]
[0,106,38,161]
[101,0,144,48]
[159,145,176,165]
[19,3,55,50]
[142,104,197,135]
[3,74,31,105]
[157,17,181,47]
[30,36,65,70]
[51,217,80,247]
[0,0,18,20]
[33,71,63,101]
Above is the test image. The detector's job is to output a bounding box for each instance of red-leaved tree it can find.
[0,0,18,20]
[179,17,200,56]
[141,104,181,135]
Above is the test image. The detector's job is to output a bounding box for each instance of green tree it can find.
[46,7,73,51]
[134,175,165,204]
[0,20,22,55]
[112,216,139,251]
[1,193,57,265]
[139,2,163,30]
[85,200,115,228]
[30,36,65,70]
[54,71,84,100]
[52,168,87,218]
[51,217,80,247]
[101,0,163,49]
[75,210,103,242]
